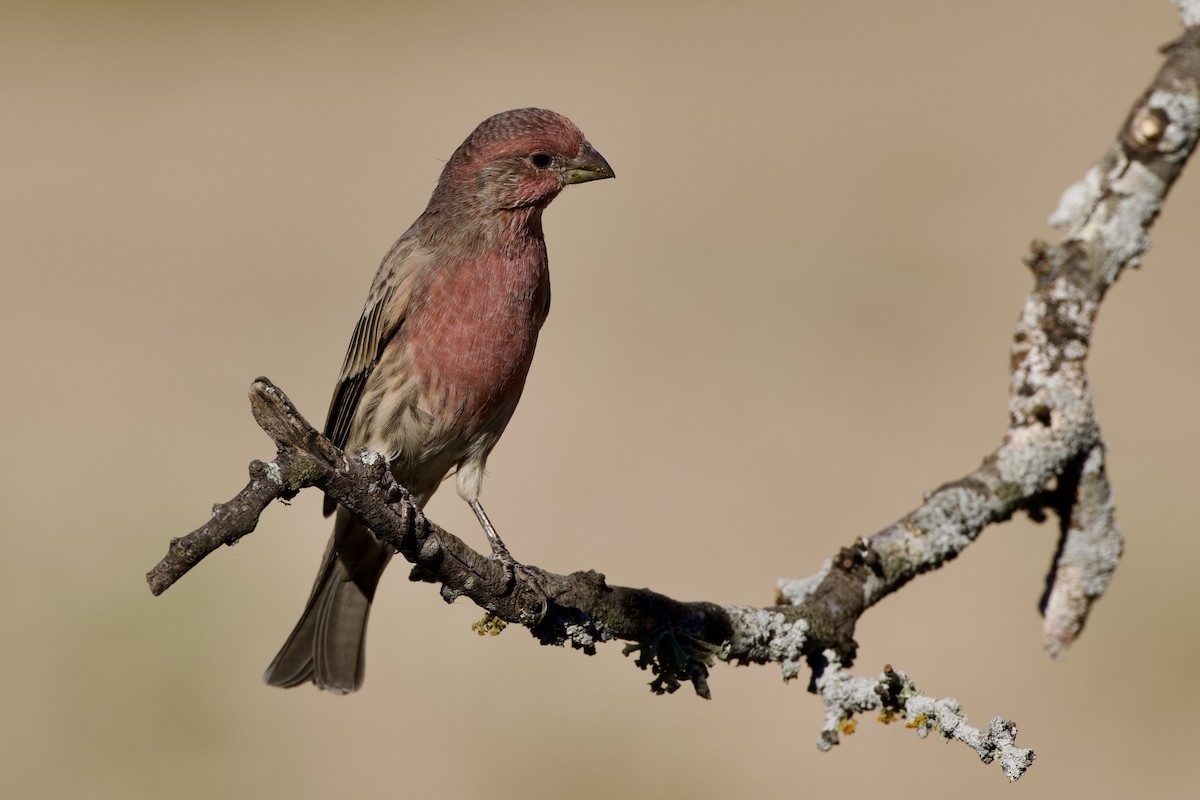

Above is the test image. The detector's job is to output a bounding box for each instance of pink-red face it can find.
[446,108,614,212]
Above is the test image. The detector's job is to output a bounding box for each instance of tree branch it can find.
[147,6,1200,783]
[815,654,1034,781]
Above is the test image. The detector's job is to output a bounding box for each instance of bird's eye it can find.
[529,152,553,169]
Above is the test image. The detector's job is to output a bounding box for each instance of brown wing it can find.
[323,279,400,450]
[321,235,428,516]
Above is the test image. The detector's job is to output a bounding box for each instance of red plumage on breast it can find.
[409,243,550,429]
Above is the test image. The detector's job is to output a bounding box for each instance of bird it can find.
[263,108,613,694]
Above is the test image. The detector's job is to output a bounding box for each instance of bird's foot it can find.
[470,498,549,623]
[487,544,550,624]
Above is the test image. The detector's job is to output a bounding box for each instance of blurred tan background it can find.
[3,0,1198,797]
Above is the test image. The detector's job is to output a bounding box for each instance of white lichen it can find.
[1049,163,1104,229]
[722,605,809,680]
[1174,0,1200,32]
[776,560,831,605]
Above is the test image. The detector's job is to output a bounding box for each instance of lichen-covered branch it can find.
[814,653,1035,781]
[147,6,1200,783]
[778,16,1200,657]
[1039,444,1123,657]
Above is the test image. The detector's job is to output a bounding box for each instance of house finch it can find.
[263,108,613,694]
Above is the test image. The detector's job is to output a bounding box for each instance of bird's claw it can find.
[487,546,549,624]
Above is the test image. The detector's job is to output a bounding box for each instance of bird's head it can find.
[430,108,614,217]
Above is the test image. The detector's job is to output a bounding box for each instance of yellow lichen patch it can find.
[471,614,507,636]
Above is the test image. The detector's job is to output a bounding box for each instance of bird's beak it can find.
[563,143,615,184]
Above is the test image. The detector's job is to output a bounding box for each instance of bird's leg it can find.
[468,498,548,621]
[469,498,512,563]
